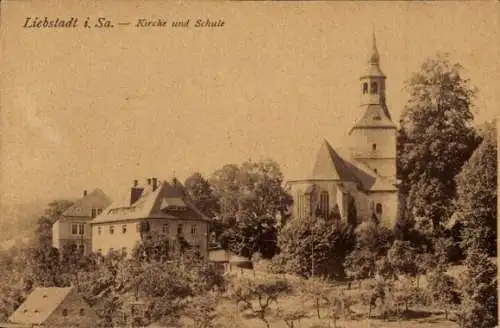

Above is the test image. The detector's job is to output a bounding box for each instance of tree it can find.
[454,120,497,256]
[457,244,497,328]
[185,172,221,218]
[426,268,460,320]
[277,215,355,279]
[298,276,331,319]
[230,276,292,328]
[210,160,293,259]
[184,293,218,328]
[345,221,394,283]
[184,173,222,245]
[397,53,479,234]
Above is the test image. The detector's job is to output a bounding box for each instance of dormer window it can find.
[370,82,378,94]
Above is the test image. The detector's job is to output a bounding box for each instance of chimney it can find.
[152,177,158,191]
[130,180,144,205]
[83,190,87,197]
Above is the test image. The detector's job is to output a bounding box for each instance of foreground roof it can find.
[8,287,73,325]
[91,180,210,224]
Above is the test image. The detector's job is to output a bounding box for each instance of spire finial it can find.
[370,27,380,65]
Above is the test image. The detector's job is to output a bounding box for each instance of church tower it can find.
[349,33,397,182]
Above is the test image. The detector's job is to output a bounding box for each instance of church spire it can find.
[369,31,380,65]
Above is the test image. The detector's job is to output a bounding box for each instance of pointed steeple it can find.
[369,30,380,65]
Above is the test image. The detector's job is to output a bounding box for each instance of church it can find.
[286,34,399,228]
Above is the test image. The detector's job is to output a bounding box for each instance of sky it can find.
[1,1,499,205]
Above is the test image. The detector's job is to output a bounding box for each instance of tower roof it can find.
[361,32,385,78]
[350,104,396,133]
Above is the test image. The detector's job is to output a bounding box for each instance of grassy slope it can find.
[207,269,460,328]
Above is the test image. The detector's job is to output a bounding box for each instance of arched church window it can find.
[376,203,383,215]
[362,83,368,94]
[370,82,378,94]
[319,191,329,218]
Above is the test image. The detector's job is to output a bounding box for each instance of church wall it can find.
[350,128,396,160]
[288,181,341,219]
[350,129,396,179]
[369,192,398,228]
[341,183,372,223]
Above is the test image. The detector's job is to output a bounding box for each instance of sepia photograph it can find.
[0,1,498,327]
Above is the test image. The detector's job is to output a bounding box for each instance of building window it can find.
[97,226,102,235]
[91,208,103,218]
[362,82,368,94]
[109,226,115,235]
[71,224,84,235]
[374,168,378,174]
[297,193,309,219]
[372,143,377,151]
[79,308,85,316]
[162,223,169,234]
[62,309,68,316]
[376,203,383,215]
[191,225,197,236]
[122,225,127,234]
[319,191,329,218]
[136,223,141,232]
[177,224,183,235]
[370,82,378,94]
[78,244,85,254]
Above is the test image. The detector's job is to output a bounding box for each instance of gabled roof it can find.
[312,140,359,181]
[90,180,210,224]
[350,104,396,133]
[8,287,73,325]
[306,140,397,192]
[62,188,112,217]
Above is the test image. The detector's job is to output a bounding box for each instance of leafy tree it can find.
[184,293,218,328]
[345,221,394,283]
[397,53,479,234]
[277,215,355,279]
[323,289,355,328]
[210,160,293,259]
[230,276,292,328]
[454,120,497,256]
[426,268,460,320]
[298,276,331,319]
[457,244,497,328]
[185,172,221,218]
[184,172,222,245]
[387,240,419,277]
